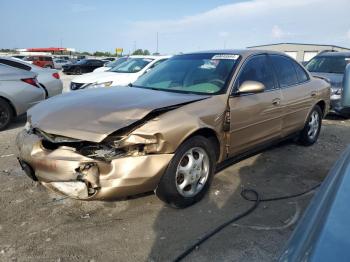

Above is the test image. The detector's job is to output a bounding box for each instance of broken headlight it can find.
[78,144,126,161]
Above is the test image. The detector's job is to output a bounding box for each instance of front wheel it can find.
[298,105,322,146]
[155,136,216,208]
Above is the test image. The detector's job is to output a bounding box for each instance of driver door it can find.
[228,54,283,156]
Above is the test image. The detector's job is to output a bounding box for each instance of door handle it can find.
[311,91,317,97]
[272,98,281,106]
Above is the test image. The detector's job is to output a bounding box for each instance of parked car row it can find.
[0,57,63,129]
[16,50,331,208]
[70,55,170,90]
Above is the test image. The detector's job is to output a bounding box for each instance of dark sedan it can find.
[62,59,105,75]
[279,146,350,262]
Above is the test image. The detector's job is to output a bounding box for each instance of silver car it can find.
[53,59,71,70]
[0,57,63,98]
[305,52,350,117]
[0,64,45,130]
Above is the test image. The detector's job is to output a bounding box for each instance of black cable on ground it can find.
[173,183,321,262]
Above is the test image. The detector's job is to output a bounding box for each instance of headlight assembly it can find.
[88,81,113,89]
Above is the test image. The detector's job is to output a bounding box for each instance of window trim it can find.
[230,53,279,97]
[268,54,310,89]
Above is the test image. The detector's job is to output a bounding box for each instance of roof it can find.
[128,55,172,60]
[316,51,350,57]
[248,43,350,50]
[183,49,287,57]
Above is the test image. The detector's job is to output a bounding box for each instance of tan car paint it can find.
[16,50,330,200]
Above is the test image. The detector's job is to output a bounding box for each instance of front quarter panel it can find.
[128,95,228,161]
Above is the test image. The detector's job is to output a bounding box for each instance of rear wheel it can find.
[0,98,13,131]
[155,136,216,208]
[298,105,322,146]
[74,67,82,75]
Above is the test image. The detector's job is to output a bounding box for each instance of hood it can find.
[93,67,110,73]
[311,72,344,89]
[72,71,138,85]
[28,87,209,142]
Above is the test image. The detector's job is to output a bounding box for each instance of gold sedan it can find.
[16,50,330,208]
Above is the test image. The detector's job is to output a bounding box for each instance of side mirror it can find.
[237,81,265,94]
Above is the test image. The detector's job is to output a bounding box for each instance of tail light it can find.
[52,72,60,79]
[21,78,40,88]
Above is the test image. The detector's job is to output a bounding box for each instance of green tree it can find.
[132,49,151,55]
[132,49,144,55]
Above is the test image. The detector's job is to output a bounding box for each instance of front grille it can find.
[70,82,85,90]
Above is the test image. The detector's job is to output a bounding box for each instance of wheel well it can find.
[0,96,16,116]
[39,83,49,98]
[187,128,221,161]
[316,100,326,116]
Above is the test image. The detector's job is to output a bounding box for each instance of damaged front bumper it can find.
[16,130,173,200]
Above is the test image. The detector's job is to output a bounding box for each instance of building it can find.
[247,43,350,62]
[15,47,76,56]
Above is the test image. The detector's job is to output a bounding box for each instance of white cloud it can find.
[347,30,350,40]
[271,25,292,39]
[126,0,350,53]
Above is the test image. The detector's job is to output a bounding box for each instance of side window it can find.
[270,55,299,87]
[0,59,31,71]
[294,63,309,83]
[236,55,275,91]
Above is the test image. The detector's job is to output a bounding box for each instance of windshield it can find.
[306,56,350,74]
[110,58,153,73]
[106,57,128,68]
[133,53,240,94]
[76,59,88,65]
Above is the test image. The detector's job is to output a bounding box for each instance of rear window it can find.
[294,63,309,83]
[270,55,299,87]
[306,56,350,74]
[0,59,31,71]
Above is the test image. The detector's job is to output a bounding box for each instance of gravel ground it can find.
[0,73,349,261]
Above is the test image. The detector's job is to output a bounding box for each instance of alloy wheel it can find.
[307,110,320,140]
[175,147,210,197]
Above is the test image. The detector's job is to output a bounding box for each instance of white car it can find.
[70,56,171,91]
[93,56,129,73]
[0,57,63,98]
[53,59,71,70]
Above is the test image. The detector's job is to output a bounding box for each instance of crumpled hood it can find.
[72,71,137,86]
[28,87,209,142]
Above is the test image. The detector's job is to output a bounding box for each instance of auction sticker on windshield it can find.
[212,54,240,60]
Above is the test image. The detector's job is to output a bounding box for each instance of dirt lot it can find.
[1,75,350,261]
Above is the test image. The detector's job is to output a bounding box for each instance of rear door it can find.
[228,54,283,156]
[269,55,314,136]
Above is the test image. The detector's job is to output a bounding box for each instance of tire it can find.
[74,67,82,75]
[298,105,322,146]
[155,136,216,208]
[0,98,13,131]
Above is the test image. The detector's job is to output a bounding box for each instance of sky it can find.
[1,0,350,54]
